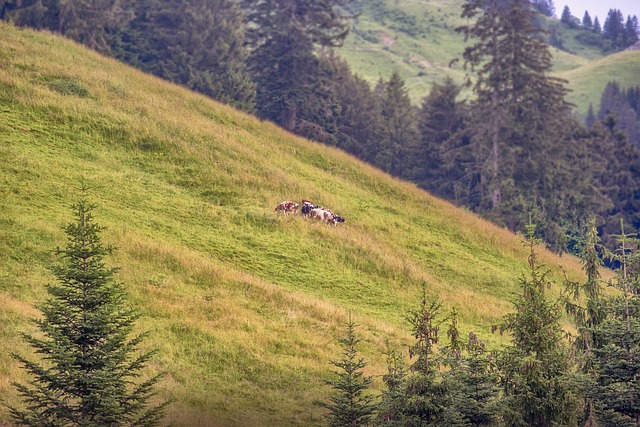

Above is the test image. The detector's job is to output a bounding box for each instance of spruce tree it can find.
[402,295,448,425]
[112,0,255,111]
[439,313,499,427]
[497,222,577,426]
[593,16,602,34]
[375,71,418,177]
[582,11,593,30]
[590,221,640,426]
[375,346,408,426]
[243,0,353,137]
[10,199,166,426]
[319,313,376,427]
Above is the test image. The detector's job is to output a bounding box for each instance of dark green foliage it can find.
[531,0,555,18]
[561,5,580,28]
[411,77,465,199]
[3,0,133,53]
[589,221,640,426]
[243,0,353,137]
[439,313,499,426]
[401,296,449,425]
[593,16,602,34]
[375,346,408,426]
[10,200,166,426]
[625,15,640,47]
[603,9,626,50]
[582,11,593,30]
[497,223,577,426]
[374,72,418,177]
[111,0,255,112]
[319,313,376,427]
[455,0,581,248]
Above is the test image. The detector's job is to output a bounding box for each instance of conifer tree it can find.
[10,199,166,426]
[375,346,408,426]
[402,295,448,425]
[590,220,640,426]
[413,76,465,198]
[593,16,602,34]
[319,313,376,427]
[112,0,255,111]
[497,222,577,426]
[243,0,353,137]
[375,71,418,177]
[439,312,499,426]
[582,11,593,30]
[456,0,573,234]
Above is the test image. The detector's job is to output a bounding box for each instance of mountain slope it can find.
[0,23,588,426]
[339,0,640,115]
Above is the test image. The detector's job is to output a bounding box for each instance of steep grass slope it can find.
[0,23,588,426]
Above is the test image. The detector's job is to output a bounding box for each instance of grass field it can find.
[0,23,593,426]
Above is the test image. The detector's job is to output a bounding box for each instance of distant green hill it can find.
[339,0,640,117]
[0,23,589,426]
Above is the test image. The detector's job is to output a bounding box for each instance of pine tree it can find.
[590,220,640,426]
[593,16,602,34]
[456,0,573,235]
[10,199,166,426]
[375,346,408,426]
[375,71,418,177]
[243,0,353,136]
[497,222,577,426]
[560,5,579,28]
[582,11,593,30]
[319,312,376,427]
[402,294,448,425]
[603,9,625,50]
[112,0,255,111]
[413,76,465,198]
[439,312,499,426]
[624,15,640,47]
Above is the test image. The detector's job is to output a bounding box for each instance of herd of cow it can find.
[275,200,346,226]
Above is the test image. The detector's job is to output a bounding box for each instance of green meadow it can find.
[0,23,592,426]
[339,0,640,117]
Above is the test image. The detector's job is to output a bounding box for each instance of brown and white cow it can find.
[275,201,299,215]
[310,208,345,226]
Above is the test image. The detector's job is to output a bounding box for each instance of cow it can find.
[301,199,318,216]
[275,201,299,215]
[310,208,345,226]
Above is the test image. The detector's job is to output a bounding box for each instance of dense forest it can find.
[1,0,639,252]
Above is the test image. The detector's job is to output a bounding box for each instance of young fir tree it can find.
[439,311,499,426]
[375,345,408,426]
[562,219,606,426]
[402,294,448,425]
[590,220,640,426]
[497,222,577,427]
[319,312,376,427]
[10,199,166,426]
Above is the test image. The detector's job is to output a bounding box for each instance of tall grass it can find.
[0,22,590,426]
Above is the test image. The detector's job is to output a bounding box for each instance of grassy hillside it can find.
[339,0,640,117]
[0,23,590,426]
[561,49,640,116]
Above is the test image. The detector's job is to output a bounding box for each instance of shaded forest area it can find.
[2,0,640,252]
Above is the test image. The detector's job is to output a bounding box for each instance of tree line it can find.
[2,0,640,252]
[321,220,640,427]
[559,6,640,52]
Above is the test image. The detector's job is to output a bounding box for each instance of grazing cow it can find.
[275,201,299,215]
[301,199,318,216]
[310,208,345,226]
